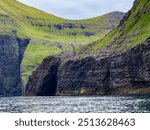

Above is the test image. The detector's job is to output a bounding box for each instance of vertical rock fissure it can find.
[18,38,30,94]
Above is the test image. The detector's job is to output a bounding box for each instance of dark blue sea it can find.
[0,96,150,113]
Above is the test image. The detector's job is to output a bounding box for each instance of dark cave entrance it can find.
[37,76,58,96]
[36,63,60,96]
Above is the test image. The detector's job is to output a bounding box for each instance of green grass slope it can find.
[79,0,150,55]
[0,0,124,83]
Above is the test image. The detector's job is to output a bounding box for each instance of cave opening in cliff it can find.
[37,76,57,96]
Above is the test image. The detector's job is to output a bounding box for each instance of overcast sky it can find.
[17,0,134,20]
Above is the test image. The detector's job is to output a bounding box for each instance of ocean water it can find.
[0,96,150,113]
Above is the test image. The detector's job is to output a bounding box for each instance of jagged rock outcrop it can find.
[25,52,75,96]
[25,38,150,95]
[0,35,29,96]
[25,56,61,96]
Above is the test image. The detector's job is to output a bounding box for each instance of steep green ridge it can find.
[0,0,124,83]
[79,0,150,55]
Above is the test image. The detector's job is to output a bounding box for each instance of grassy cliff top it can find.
[79,0,150,55]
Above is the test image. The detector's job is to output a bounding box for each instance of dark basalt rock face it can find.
[82,32,97,37]
[110,38,150,89]
[25,56,61,96]
[25,38,150,96]
[53,23,87,30]
[57,38,150,95]
[25,52,74,96]
[0,35,29,96]
[57,57,110,95]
